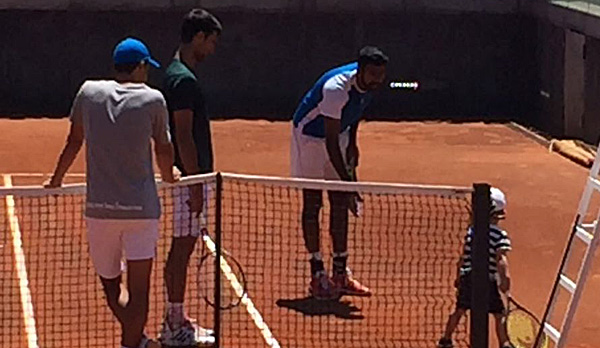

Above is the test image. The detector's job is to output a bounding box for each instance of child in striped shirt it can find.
[438,187,513,348]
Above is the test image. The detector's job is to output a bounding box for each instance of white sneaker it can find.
[159,318,215,347]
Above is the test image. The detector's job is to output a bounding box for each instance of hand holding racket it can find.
[503,292,549,348]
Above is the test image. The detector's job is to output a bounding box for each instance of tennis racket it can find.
[196,214,247,311]
[504,293,549,348]
[197,232,247,310]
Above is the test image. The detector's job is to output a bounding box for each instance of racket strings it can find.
[198,235,248,310]
[506,310,547,348]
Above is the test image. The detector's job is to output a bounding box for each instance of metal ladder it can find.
[535,144,600,348]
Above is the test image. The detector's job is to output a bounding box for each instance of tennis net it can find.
[0,173,479,348]
[0,174,218,348]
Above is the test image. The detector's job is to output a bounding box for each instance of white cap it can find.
[490,187,506,213]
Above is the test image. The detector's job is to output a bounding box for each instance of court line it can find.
[202,234,281,348]
[3,174,39,348]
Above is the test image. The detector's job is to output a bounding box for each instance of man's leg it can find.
[328,191,349,275]
[303,189,338,299]
[329,190,371,296]
[166,183,201,325]
[100,275,126,324]
[87,218,153,348]
[292,128,337,299]
[161,186,214,346]
[121,259,153,348]
[119,219,160,348]
[302,189,323,275]
[165,235,197,326]
[100,264,156,348]
[87,218,130,345]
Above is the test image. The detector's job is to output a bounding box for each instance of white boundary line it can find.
[3,174,39,348]
[5,173,86,178]
[201,234,280,348]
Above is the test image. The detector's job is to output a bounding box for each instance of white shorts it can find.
[86,217,159,279]
[291,125,350,180]
[172,185,210,238]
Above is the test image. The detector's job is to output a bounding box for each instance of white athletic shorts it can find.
[291,125,350,180]
[86,217,159,279]
[172,184,210,238]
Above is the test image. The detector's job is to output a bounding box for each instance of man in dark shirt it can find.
[160,8,222,347]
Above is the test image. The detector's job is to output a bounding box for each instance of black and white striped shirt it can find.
[460,225,511,276]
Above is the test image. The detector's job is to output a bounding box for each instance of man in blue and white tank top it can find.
[290,46,388,300]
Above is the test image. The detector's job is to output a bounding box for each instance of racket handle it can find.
[354,196,363,217]
[347,167,356,182]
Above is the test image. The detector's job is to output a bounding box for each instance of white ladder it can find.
[536,144,600,348]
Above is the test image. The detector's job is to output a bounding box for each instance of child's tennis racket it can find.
[504,293,549,348]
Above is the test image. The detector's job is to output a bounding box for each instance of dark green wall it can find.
[0,9,537,122]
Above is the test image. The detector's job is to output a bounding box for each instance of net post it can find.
[471,183,490,348]
[214,172,223,348]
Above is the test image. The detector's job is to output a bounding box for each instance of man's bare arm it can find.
[173,109,201,175]
[324,117,351,181]
[173,109,204,213]
[349,123,358,150]
[155,141,176,183]
[347,122,360,171]
[46,122,84,187]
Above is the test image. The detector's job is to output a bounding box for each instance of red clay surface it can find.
[0,119,599,348]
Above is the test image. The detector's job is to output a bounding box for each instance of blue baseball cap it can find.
[113,37,161,68]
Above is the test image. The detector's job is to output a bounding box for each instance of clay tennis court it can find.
[1,118,599,348]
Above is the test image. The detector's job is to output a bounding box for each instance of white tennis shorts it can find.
[86,217,159,279]
[172,184,210,238]
[291,125,350,180]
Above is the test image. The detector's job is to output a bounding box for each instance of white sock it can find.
[332,251,348,258]
[309,252,322,261]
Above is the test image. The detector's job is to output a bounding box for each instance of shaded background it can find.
[0,0,600,141]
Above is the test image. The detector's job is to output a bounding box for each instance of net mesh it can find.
[220,176,471,348]
[1,173,471,348]
[0,177,217,348]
